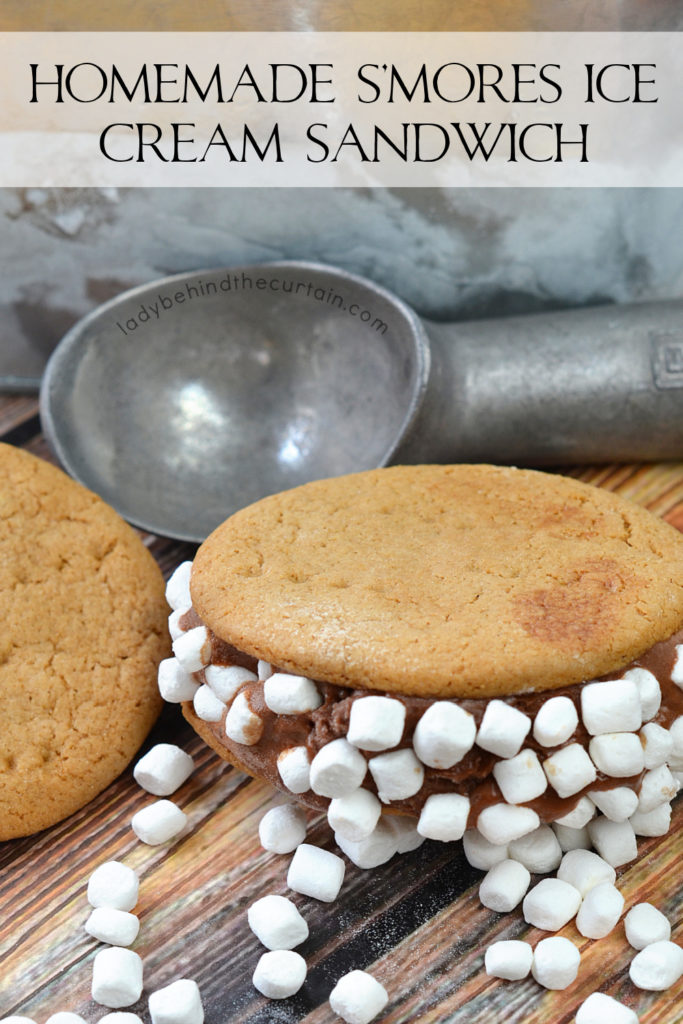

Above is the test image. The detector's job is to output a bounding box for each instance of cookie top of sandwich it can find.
[191,464,683,699]
[0,443,168,840]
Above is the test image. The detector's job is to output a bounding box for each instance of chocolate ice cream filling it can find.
[180,607,683,826]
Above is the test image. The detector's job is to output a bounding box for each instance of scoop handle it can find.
[401,300,683,465]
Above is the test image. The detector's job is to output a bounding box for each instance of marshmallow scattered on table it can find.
[277,746,311,794]
[87,862,139,912]
[252,950,307,999]
[476,700,531,759]
[328,789,382,841]
[587,787,639,823]
[484,940,533,981]
[412,701,476,768]
[553,795,596,830]
[637,765,678,813]
[532,696,578,748]
[259,804,307,854]
[172,626,210,674]
[131,800,186,846]
[44,1015,87,1024]
[622,666,661,722]
[247,894,309,950]
[580,678,642,735]
[492,749,548,804]
[522,878,581,931]
[310,739,367,798]
[91,947,144,1008]
[508,825,562,874]
[462,830,510,870]
[556,849,616,896]
[630,803,672,837]
[575,992,639,1024]
[417,793,470,842]
[85,908,140,947]
[629,940,683,991]
[368,748,424,803]
[531,936,580,990]
[157,658,199,704]
[148,978,204,1024]
[543,744,597,798]
[587,818,637,867]
[588,733,645,778]
[287,843,345,901]
[479,859,531,912]
[165,561,193,611]
[192,684,225,723]
[134,744,195,797]
[640,722,673,770]
[98,1014,144,1024]
[224,691,263,746]
[575,882,624,939]
[347,695,406,751]
[328,969,388,1024]
[477,804,540,846]
[0,1018,38,1024]
[335,818,399,869]
[205,664,256,702]
[264,673,322,714]
[624,903,672,950]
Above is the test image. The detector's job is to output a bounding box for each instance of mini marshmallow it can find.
[88,862,139,912]
[204,664,256,702]
[168,608,186,641]
[247,895,309,950]
[581,678,642,736]
[257,659,272,680]
[131,800,186,846]
[287,843,345,902]
[587,787,639,823]
[543,744,597,798]
[192,684,225,723]
[335,818,399,869]
[310,739,367,798]
[671,644,683,686]
[532,696,578,748]
[640,721,673,769]
[462,829,510,870]
[629,940,683,991]
[328,789,382,841]
[148,979,204,1024]
[172,626,210,674]
[417,793,470,842]
[45,1016,87,1024]
[589,733,645,778]
[552,823,591,852]
[587,818,637,867]
[553,795,596,830]
[637,764,678,813]
[557,848,616,896]
[476,700,531,759]
[630,803,672,837]
[492,748,548,805]
[670,715,683,757]
[165,561,193,611]
[575,881,624,939]
[484,940,533,981]
[157,658,198,703]
[347,695,406,751]
[85,908,140,947]
[508,825,562,874]
[624,903,671,950]
[328,970,388,1024]
[368,748,424,803]
[133,744,194,797]
[412,701,476,768]
[385,815,425,854]
[264,673,322,714]
[252,950,307,999]
[523,878,582,931]
[575,993,638,1024]
[259,804,307,854]
[622,667,661,722]
[98,1015,143,1024]
[531,936,580,990]
[479,859,531,912]
[91,948,143,1009]
[224,691,263,746]
[0,1019,37,1024]
[477,804,540,846]
[277,746,311,794]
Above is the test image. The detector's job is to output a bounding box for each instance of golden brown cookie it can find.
[191,464,683,698]
[0,443,169,840]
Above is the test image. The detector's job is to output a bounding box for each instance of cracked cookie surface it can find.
[0,443,168,840]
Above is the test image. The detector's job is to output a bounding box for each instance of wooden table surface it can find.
[1,393,682,1024]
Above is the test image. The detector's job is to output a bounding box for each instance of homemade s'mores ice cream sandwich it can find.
[160,465,683,860]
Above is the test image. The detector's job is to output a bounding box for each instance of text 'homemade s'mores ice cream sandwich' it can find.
[160,465,683,861]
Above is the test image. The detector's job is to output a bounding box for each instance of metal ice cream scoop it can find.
[28,260,683,541]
